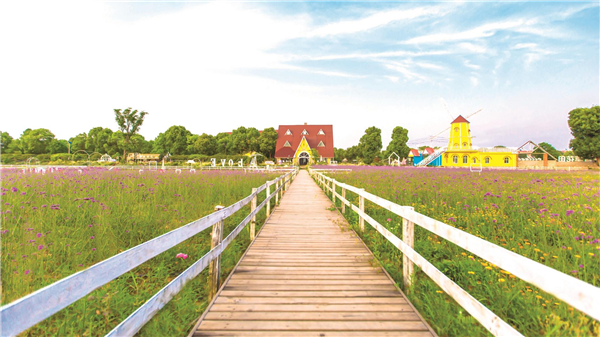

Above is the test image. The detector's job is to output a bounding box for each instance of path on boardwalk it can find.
[192,170,435,336]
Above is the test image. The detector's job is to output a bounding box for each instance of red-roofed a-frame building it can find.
[274,123,334,165]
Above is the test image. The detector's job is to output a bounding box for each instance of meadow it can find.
[1,167,280,336]
[321,166,599,337]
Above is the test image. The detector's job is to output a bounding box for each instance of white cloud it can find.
[384,61,428,82]
[470,77,479,86]
[385,76,400,83]
[307,6,444,37]
[403,20,524,44]
[464,60,481,70]
[300,50,450,61]
[456,42,489,54]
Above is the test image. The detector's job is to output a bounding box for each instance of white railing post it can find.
[266,181,271,218]
[250,188,257,241]
[341,187,346,214]
[332,179,336,204]
[209,205,224,301]
[359,189,365,232]
[275,179,280,205]
[403,206,415,288]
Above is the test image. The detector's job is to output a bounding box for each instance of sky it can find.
[1,1,598,150]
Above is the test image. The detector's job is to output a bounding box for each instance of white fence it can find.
[0,169,298,337]
[309,168,600,336]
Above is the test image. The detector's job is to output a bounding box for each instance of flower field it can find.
[324,167,599,337]
[1,168,280,336]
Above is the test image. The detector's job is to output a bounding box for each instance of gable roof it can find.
[409,149,421,157]
[423,147,435,155]
[275,124,334,158]
[451,115,470,124]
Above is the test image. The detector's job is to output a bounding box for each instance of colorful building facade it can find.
[274,124,334,165]
[442,116,517,168]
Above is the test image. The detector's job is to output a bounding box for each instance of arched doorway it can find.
[298,152,310,166]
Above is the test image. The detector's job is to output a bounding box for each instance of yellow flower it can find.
[485,266,492,270]
[436,290,443,294]
[588,253,595,256]
[500,270,511,275]
[498,278,506,283]
[536,295,542,299]
[461,252,467,256]
[575,255,581,258]
[468,271,475,275]
[552,256,558,259]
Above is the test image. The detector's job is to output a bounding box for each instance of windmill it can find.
[428,101,483,146]
[412,102,483,167]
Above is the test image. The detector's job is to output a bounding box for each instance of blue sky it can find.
[1,1,598,150]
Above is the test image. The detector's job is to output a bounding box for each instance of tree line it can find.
[334,126,410,164]
[1,108,279,159]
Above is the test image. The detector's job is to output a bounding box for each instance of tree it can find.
[129,134,152,153]
[154,125,191,155]
[192,133,217,155]
[247,127,261,153]
[1,132,13,153]
[258,127,278,158]
[20,128,56,154]
[345,145,360,161]
[334,147,346,162]
[228,127,249,154]
[215,132,230,154]
[385,126,410,160]
[568,106,600,164]
[106,131,125,157]
[86,127,113,153]
[535,142,562,160]
[69,133,87,153]
[359,127,382,164]
[48,139,69,154]
[114,107,149,158]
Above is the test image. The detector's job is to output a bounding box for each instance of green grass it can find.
[1,168,281,336]
[317,167,599,337]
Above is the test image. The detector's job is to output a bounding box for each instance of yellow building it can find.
[442,116,517,168]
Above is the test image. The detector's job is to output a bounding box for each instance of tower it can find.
[448,115,472,150]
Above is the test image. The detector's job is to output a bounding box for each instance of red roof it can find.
[423,147,435,155]
[274,124,334,158]
[409,149,420,157]
[451,115,470,124]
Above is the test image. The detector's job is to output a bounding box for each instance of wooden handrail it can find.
[0,169,296,337]
[308,168,600,336]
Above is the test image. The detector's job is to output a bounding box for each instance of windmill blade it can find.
[466,108,483,119]
[439,98,455,121]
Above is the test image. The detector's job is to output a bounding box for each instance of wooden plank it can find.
[197,320,429,331]
[194,331,432,337]
[215,296,406,303]
[203,311,420,321]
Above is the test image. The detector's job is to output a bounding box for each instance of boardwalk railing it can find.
[309,168,600,337]
[0,169,298,337]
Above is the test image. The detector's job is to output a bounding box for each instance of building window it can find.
[454,127,459,132]
[463,156,468,164]
[453,143,459,148]
[317,141,325,147]
[504,157,510,164]
[283,141,291,147]
[462,142,467,147]
[301,129,309,135]
[453,156,458,164]
[318,129,325,135]
[472,158,477,164]
[485,157,491,164]
[285,129,292,136]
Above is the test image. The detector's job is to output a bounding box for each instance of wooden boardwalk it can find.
[192,170,435,337]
